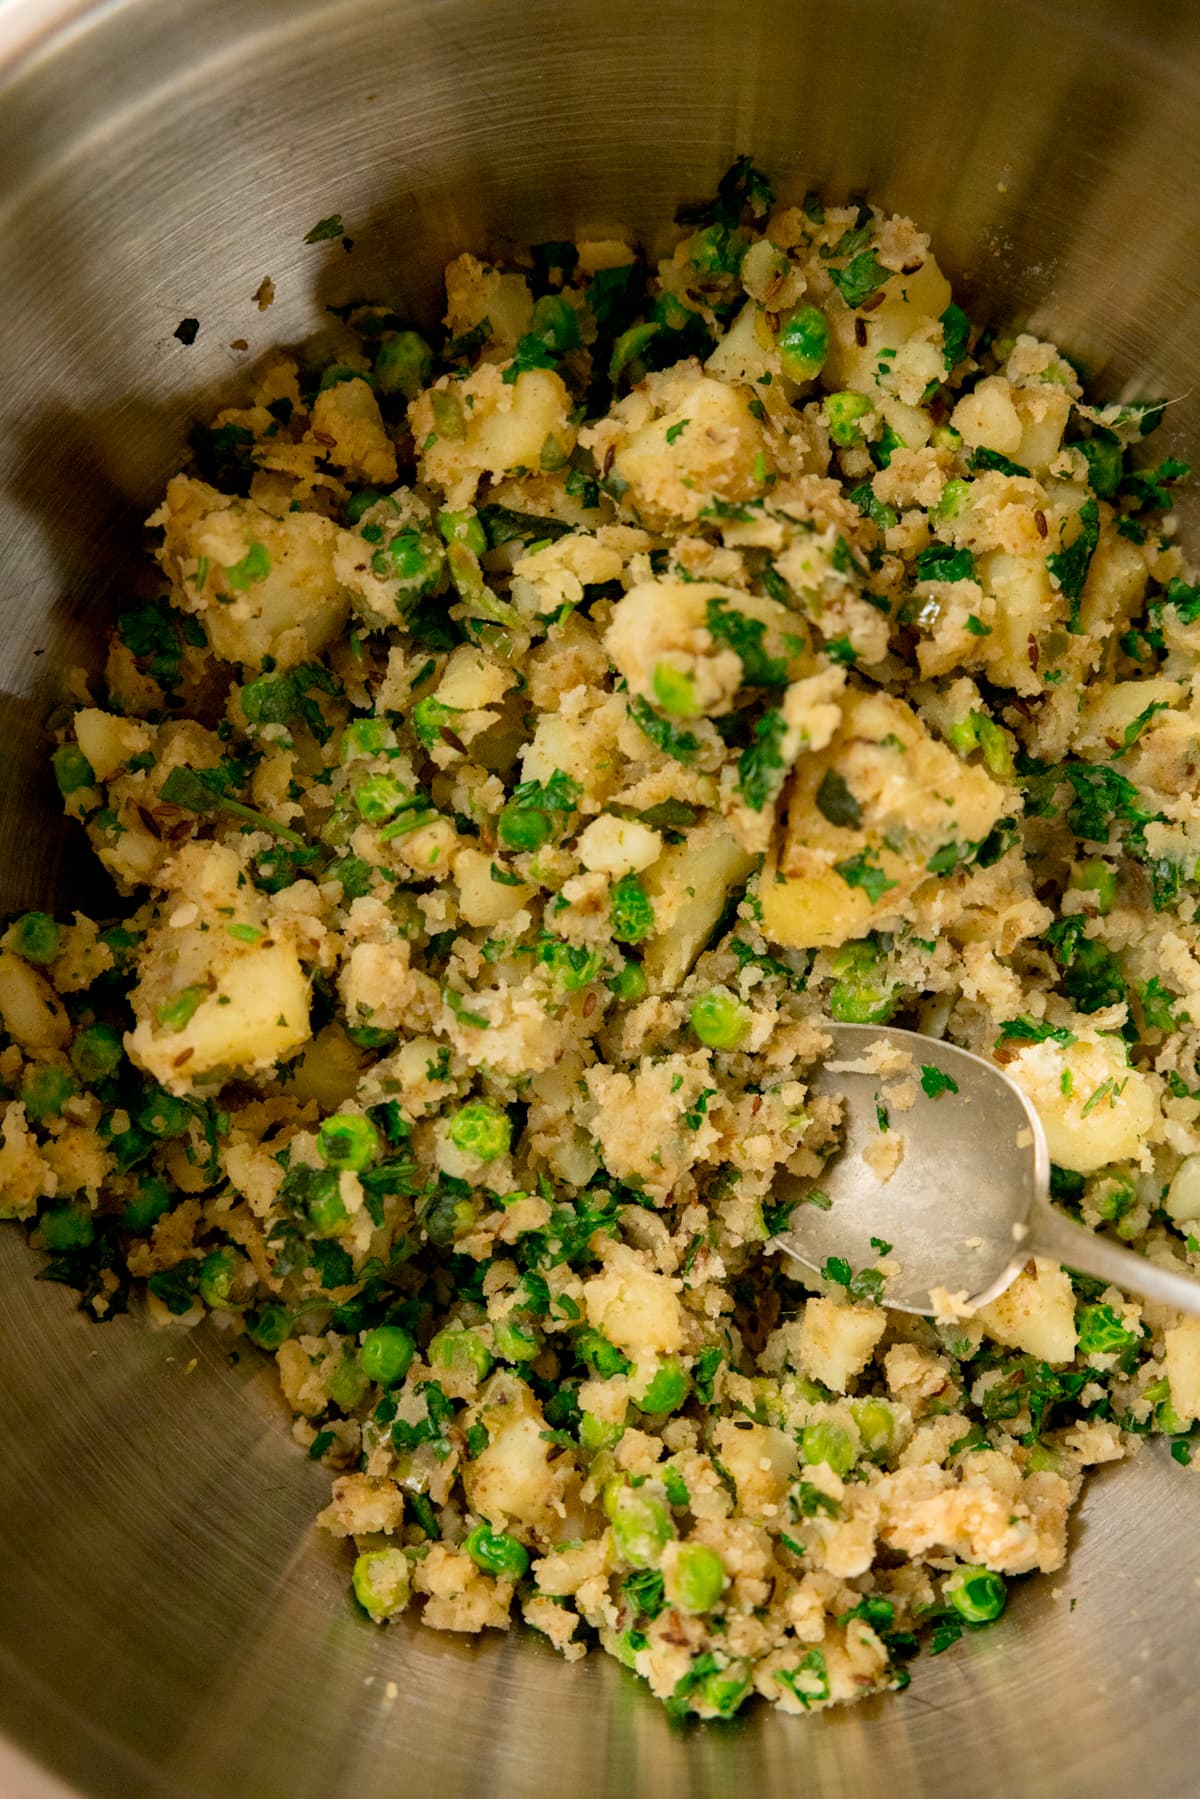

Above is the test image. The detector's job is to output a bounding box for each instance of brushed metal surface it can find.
[1,1,1198,1794]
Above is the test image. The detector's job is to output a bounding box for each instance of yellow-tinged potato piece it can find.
[72,710,153,784]
[641,825,756,990]
[605,577,808,713]
[308,377,397,487]
[798,1297,888,1393]
[461,1373,565,1530]
[443,252,533,353]
[976,548,1061,694]
[764,687,1006,948]
[412,364,576,506]
[0,952,71,1052]
[1005,1035,1158,1175]
[149,474,351,669]
[977,1260,1078,1364]
[1164,1319,1200,1424]
[710,1419,798,1517]
[582,1242,684,1356]
[286,1023,367,1109]
[608,376,769,530]
[823,256,952,394]
[1073,677,1184,758]
[127,938,311,1094]
[454,847,531,927]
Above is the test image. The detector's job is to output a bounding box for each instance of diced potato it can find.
[1012,385,1071,475]
[454,847,531,927]
[951,376,1024,458]
[764,688,1006,949]
[437,646,514,710]
[308,377,398,486]
[1074,677,1183,758]
[609,375,769,530]
[576,815,663,879]
[1006,1035,1157,1175]
[798,1297,887,1393]
[710,1419,798,1517]
[286,1024,367,1108]
[443,252,533,353]
[0,1103,55,1220]
[823,257,952,394]
[605,577,808,713]
[977,1259,1078,1364]
[641,824,756,990]
[150,475,351,669]
[582,1243,684,1355]
[705,301,777,386]
[412,364,576,506]
[1164,1319,1200,1424]
[0,952,71,1051]
[976,549,1061,694]
[73,710,153,783]
[127,939,312,1094]
[461,1373,563,1529]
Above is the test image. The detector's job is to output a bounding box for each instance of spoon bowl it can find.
[776,1023,1200,1319]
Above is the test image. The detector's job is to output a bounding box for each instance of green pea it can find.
[826,391,872,447]
[777,304,830,383]
[138,1090,193,1139]
[360,1324,416,1386]
[448,1101,511,1162]
[369,528,443,601]
[345,487,383,525]
[579,1411,625,1452]
[155,986,206,1032]
[801,1420,856,1476]
[828,941,894,1025]
[664,1541,727,1613]
[428,1327,494,1385]
[430,389,466,441]
[531,293,581,353]
[945,1565,1007,1624]
[850,1397,896,1461]
[354,772,409,824]
[933,478,971,522]
[8,912,60,965]
[52,743,96,797]
[1025,1442,1066,1474]
[40,1204,95,1252]
[421,1188,479,1246]
[306,1169,351,1236]
[609,875,655,946]
[69,1023,124,1084]
[21,1064,76,1121]
[437,509,488,556]
[694,1664,752,1718]
[352,1546,412,1621]
[318,1113,381,1172]
[930,423,963,450]
[493,1318,541,1363]
[122,1176,173,1234]
[198,1245,252,1312]
[1074,858,1116,915]
[374,330,434,400]
[328,1345,370,1412]
[609,322,661,383]
[651,663,699,717]
[690,987,752,1051]
[607,960,648,1004]
[1090,1172,1134,1222]
[606,1481,676,1567]
[636,1361,690,1416]
[465,1523,530,1580]
[245,1304,292,1351]
[576,1329,632,1378]
[497,803,552,853]
[341,716,394,761]
[1076,1302,1139,1356]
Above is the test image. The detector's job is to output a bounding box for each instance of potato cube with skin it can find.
[150,475,351,669]
[1005,1035,1157,1175]
[1163,1319,1200,1424]
[763,687,1006,949]
[798,1297,887,1393]
[977,1260,1078,1364]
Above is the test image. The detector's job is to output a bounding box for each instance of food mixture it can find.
[3,158,1200,1720]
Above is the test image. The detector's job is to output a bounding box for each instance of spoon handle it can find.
[1029,1194,1200,1319]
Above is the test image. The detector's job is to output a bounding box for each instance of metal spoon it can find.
[775,1021,1200,1318]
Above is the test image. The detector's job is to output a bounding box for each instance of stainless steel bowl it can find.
[1,3,1198,1793]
